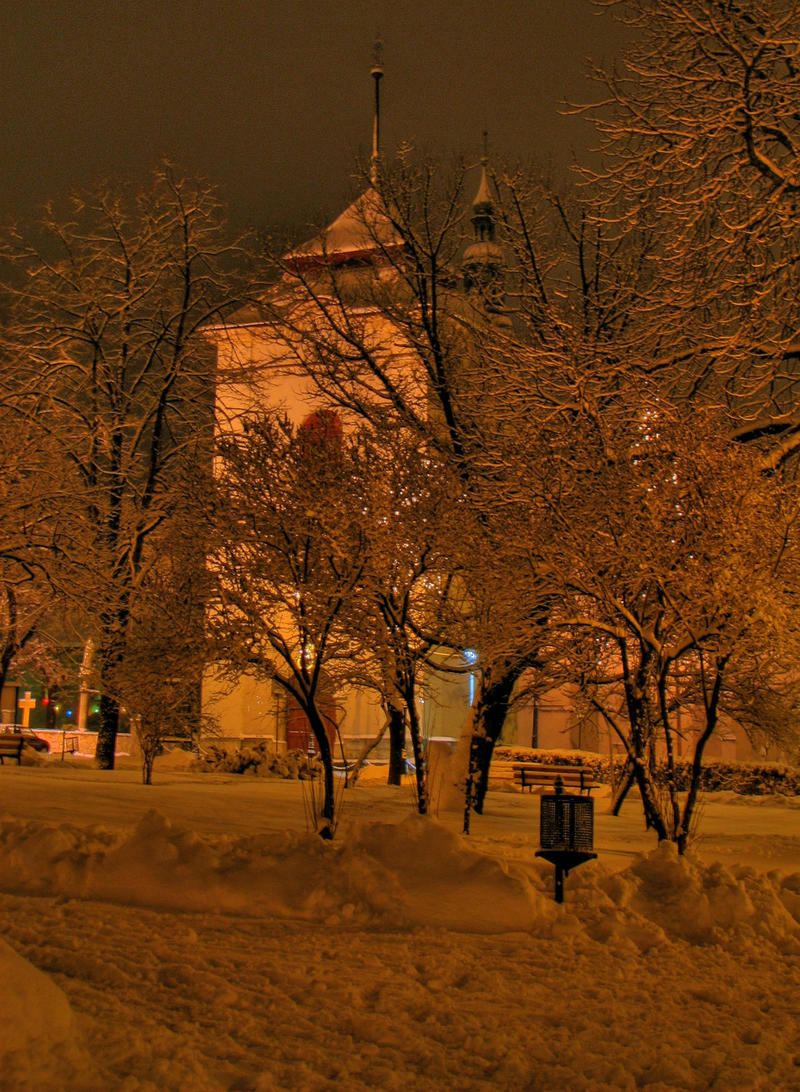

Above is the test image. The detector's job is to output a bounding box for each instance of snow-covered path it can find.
[2,760,800,1091]
[4,888,799,1092]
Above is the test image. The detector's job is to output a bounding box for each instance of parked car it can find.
[0,726,50,753]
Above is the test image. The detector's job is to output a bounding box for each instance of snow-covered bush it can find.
[663,761,800,797]
[493,746,800,796]
[193,743,323,780]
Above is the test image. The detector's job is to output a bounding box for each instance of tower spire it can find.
[462,134,506,313]
[370,35,384,185]
[471,141,495,244]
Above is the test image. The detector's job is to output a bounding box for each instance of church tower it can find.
[462,152,506,314]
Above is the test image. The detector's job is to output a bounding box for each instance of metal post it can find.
[554,863,564,904]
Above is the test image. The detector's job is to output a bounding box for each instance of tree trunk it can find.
[625,697,669,841]
[610,756,635,814]
[406,694,427,815]
[472,665,522,814]
[307,705,336,839]
[0,645,14,705]
[386,703,406,786]
[677,659,726,855]
[658,671,683,844]
[95,609,129,770]
[462,663,523,834]
[619,647,671,841]
[629,750,669,841]
[95,692,120,770]
[142,750,155,785]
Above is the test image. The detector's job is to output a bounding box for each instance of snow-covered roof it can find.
[284,187,405,272]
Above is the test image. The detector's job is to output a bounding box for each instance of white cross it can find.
[18,691,36,728]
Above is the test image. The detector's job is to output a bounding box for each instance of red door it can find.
[286,695,337,755]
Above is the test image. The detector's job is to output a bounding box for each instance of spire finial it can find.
[370,35,384,185]
[372,34,384,76]
[472,137,495,243]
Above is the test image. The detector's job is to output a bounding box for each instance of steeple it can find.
[462,139,505,308]
[284,45,403,279]
[370,36,384,185]
[471,134,496,244]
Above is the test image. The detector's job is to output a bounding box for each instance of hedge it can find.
[493,746,800,796]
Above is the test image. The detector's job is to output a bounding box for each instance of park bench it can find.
[512,762,595,795]
[0,735,25,765]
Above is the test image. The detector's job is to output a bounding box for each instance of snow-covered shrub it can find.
[192,743,323,780]
[669,760,800,797]
[493,747,606,779]
[493,747,800,796]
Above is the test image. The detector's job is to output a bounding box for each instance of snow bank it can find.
[0,938,93,1087]
[2,790,799,1092]
[0,937,76,1051]
[154,744,197,770]
[1,809,798,949]
[587,840,800,950]
[0,810,549,929]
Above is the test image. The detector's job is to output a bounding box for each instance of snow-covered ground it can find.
[2,751,800,1091]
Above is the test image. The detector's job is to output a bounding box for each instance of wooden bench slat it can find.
[510,761,595,795]
[0,736,25,765]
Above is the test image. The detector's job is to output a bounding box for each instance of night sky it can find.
[1,1,628,238]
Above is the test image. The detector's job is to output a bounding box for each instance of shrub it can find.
[492,747,800,796]
[193,744,323,780]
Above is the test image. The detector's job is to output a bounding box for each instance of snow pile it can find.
[1,785,800,1092]
[0,938,92,1088]
[153,744,197,770]
[1,808,798,947]
[0,810,550,929]
[339,817,554,931]
[586,840,800,950]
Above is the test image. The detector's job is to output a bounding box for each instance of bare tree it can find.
[444,169,659,826]
[254,154,569,823]
[0,396,73,701]
[104,491,211,785]
[533,391,800,851]
[1,165,242,767]
[451,496,559,827]
[247,121,800,847]
[586,0,800,468]
[207,413,369,838]
[354,428,462,806]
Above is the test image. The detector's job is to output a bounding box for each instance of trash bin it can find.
[535,777,597,902]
